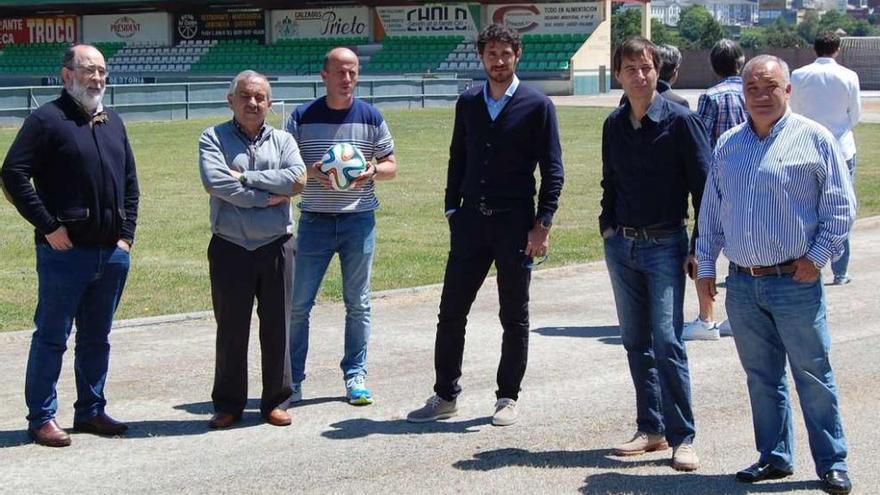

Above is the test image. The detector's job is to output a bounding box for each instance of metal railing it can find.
[0,76,469,124]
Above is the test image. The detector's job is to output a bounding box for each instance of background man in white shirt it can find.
[791,31,861,285]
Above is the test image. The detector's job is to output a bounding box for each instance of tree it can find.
[678,5,725,49]
[651,18,682,46]
[797,11,820,45]
[764,17,806,48]
[612,9,642,47]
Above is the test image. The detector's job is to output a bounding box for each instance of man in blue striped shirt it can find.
[696,55,855,495]
[285,47,397,406]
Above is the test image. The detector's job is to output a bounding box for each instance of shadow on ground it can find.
[322,417,491,440]
[452,448,819,494]
[580,472,818,495]
[532,325,621,345]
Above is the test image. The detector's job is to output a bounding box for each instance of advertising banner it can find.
[488,3,603,35]
[174,10,265,43]
[271,7,370,40]
[376,4,478,37]
[0,16,77,47]
[82,13,171,44]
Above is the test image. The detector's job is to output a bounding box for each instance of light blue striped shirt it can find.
[696,111,856,279]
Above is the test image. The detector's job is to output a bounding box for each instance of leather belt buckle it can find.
[478,203,493,216]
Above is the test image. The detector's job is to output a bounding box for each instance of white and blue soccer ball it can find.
[320,143,367,191]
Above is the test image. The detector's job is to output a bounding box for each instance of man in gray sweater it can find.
[198,70,306,429]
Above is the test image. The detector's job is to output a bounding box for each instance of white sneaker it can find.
[682,317,720,341]
[291,382,302,403]
[492,398,518,426]
[718,319,733,337]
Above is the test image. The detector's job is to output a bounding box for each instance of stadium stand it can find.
[437,33,584,74]
[0,42,124,75]
[365,35,462,73]
[189,37,367,75]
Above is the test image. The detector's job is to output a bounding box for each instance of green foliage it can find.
[678,5,726,49]
[612,8,642,47]
[651,18,683,46]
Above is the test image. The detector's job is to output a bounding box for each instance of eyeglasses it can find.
[70,65,108,78]
[520,252,548,270]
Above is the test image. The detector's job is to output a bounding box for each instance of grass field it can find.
[1,107,878,331]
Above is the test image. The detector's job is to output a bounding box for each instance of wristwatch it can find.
[238,173,248,186]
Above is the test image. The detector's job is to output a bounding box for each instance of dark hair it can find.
[814,31,841,57]
[656,44,682,82]
[612,36,660,75]
[710,39,744,77]
[476,23,521,55]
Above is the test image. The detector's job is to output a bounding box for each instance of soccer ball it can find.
[320,143,367,191]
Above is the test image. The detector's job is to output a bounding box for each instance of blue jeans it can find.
[290,211,375,383]
[604,229,695,446]
[725,267,848,477]
[26,244,130,428]
[831,156,856,279]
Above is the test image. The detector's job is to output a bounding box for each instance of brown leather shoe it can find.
[28,420,71,447]
[208,412,240,429]
[265,408,291,427]
[73,412,128,436]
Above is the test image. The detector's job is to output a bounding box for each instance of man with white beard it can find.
[1,44,139,447]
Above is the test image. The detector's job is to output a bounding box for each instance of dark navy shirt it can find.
[599,94,711,246]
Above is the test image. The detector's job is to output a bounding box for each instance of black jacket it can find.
[1,90,139,246]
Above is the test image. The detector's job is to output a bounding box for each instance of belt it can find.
[616,224,684,240]
[731,262,796,277]
[462,202,512,216]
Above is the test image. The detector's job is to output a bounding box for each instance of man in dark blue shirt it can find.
[407,24,564,427]
[600,36,710,471]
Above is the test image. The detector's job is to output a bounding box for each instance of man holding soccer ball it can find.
[407,24,564,426]
[284,47,397,405]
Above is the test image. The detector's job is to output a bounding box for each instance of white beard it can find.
[68,78,105,113]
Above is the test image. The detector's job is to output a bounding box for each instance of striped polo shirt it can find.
[284,97,395,213]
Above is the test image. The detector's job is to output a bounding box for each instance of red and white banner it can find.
[488,3,603,35]
[0,16,77,47]
[82,13,171,44]
[271,7,370,40]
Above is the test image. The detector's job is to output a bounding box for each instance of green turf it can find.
[0,108,878,331]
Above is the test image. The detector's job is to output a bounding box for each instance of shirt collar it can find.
[644,92,666,124]
[656,79,672,93]
[747,108,792,140]
[721,76,742,84]
[483,74,520,104]
[815,57,836,65]
[232,118,268,144]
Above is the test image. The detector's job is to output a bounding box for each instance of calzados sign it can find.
[0,16,77,47]
[272,7,369,39]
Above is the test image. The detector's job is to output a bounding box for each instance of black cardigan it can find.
[444,82,564,225]
[1,90,139,246]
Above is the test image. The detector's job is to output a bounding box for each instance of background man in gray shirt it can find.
[198,70,306,429]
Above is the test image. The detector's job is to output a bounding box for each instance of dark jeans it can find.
[603,228,696,447]
[208,234,294,417]
[26,244,130,429]
[434,205,534,402]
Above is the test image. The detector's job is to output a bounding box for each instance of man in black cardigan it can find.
[408,24,564,427]
[1,44,139,447]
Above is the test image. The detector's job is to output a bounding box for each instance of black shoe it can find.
[735,462,793,483]
[821,470,852,494]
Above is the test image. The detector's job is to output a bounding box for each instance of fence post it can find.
[185,83,190,120]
